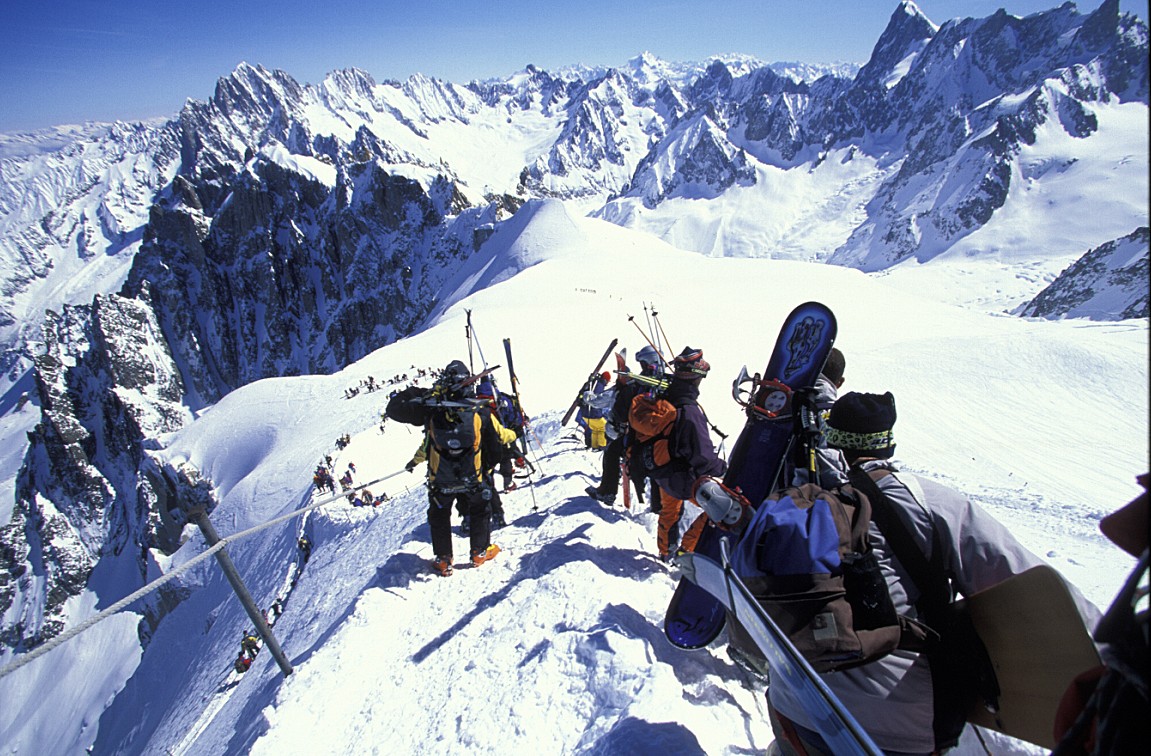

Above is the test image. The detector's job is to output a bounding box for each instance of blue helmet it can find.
[636,345,661,369]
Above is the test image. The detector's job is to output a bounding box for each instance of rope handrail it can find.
[0,468,411,681]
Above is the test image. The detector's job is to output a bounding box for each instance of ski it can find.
[451,364,500,392]
[614,370,670,392]
[680,542,882,756]
[502,338,531,457]
[561,338,619,426]
[665,301,836,649]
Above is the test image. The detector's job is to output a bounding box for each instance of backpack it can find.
[385,386,431,426]
[234,656,251,673]
[427,409,483,494]
[729,482,931,673]
[496,393,525,432]
[627,393,678,476]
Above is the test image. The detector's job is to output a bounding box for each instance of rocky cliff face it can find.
[0,293,190,648]
[1019,227,1150,320]
[124,151,484,406]
[826,0,1147,269]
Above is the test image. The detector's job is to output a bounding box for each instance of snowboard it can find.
[962,564,1100,749]
[664,302,837,649]
[681,546,882,755]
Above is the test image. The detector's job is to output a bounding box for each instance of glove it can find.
[692,478,750,531]
[405,461,417,473]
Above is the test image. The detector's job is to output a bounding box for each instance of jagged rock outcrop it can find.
[1019,227,1149,320]
[827,0,1148,269]
[124,148,486,406]
[0,293,190,648]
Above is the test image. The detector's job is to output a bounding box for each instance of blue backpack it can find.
[496,393,525,431]
[729,483,928,672]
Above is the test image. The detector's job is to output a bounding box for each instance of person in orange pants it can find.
[656,487,705,560]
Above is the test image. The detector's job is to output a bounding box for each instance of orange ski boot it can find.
[471,544,501,567]
[431,555,454,577]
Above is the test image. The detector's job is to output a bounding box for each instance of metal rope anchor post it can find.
[192,510,293,677]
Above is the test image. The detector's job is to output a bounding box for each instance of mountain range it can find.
[0,1,1147,751]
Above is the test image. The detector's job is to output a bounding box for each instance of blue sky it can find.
[0,0,1146,132]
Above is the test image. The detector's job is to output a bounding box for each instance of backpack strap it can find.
[846,467,951,617]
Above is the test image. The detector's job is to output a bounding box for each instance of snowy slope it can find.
[1,202,1143,754]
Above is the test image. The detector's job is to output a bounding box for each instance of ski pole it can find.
[643,303,658,355]
[465,309,474,373]
[652,306,674,357]
[467,310,489,370]
[627,315,668,365]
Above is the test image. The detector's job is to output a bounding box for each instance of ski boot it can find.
[431,555,454,577]
[471,544,501,567]
[585,486,616,506]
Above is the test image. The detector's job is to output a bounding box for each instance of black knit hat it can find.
[825,391,897,459]
[673,346,710,380]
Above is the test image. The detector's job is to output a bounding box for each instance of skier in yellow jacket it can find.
[406,360,517,576]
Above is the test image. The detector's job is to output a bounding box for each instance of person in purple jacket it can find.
[648,347,726,560]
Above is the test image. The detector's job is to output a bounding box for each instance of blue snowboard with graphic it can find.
[664,301,837,649]
[681,547,882,755]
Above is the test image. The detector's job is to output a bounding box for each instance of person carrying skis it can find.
[586,344,663,506]
[633,347,725,561]
[576,372,613,449]
[406,360,517,576]
[476,379,523,526]
[764,391,1099,756]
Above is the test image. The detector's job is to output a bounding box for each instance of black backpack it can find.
[1053,551,1150,755]
[427,409,482,494]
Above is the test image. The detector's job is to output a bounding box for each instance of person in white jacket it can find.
[767,391,1099,756]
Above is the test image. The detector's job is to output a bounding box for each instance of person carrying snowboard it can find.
[764,390,1099,756]
[630,347,725,561]
[406,360,517,576]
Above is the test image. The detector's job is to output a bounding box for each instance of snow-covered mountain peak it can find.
[857,0,938,88]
